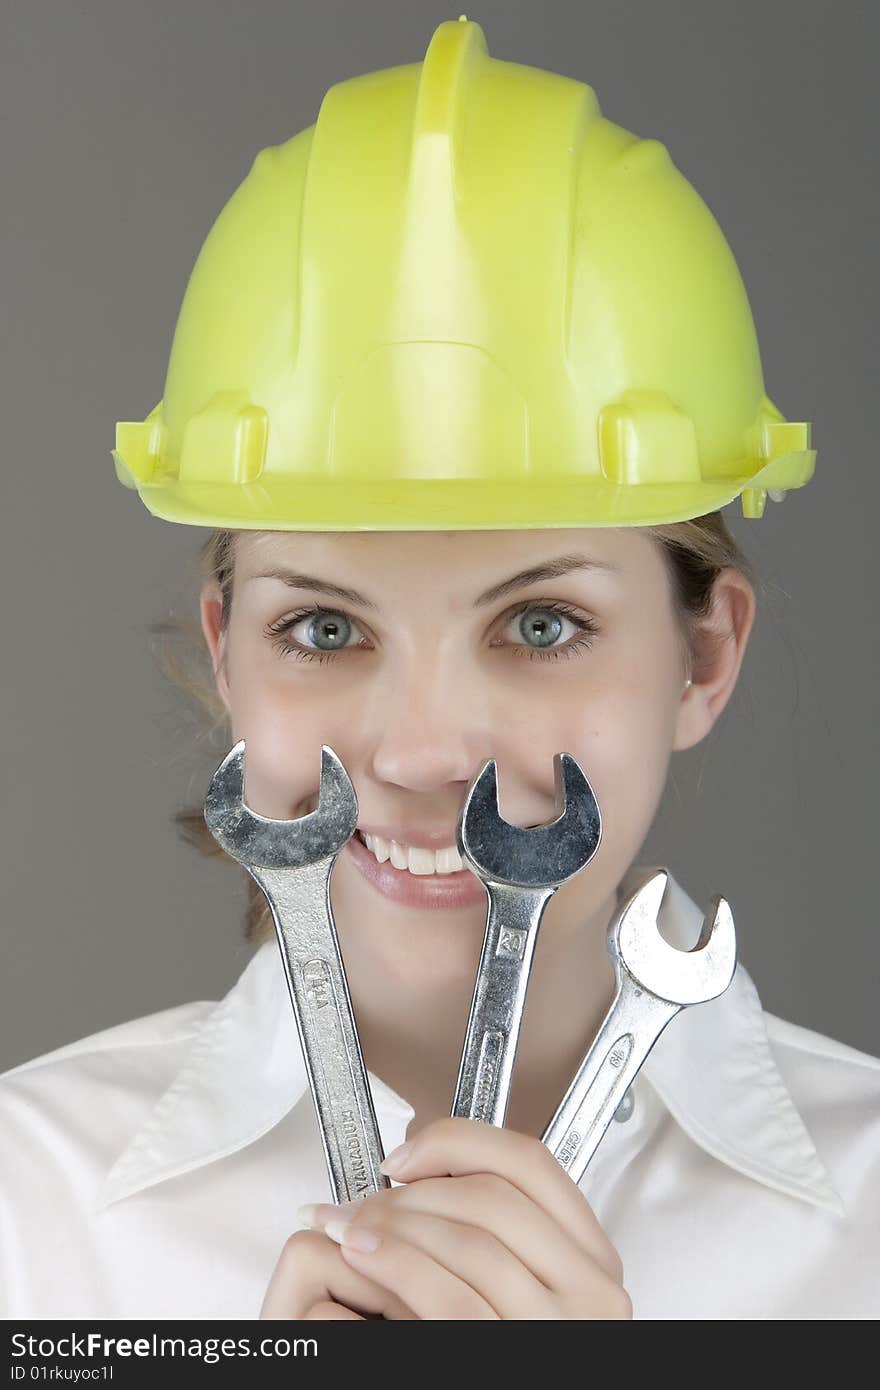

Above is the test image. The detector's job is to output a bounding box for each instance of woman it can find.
[1,18,877,1320]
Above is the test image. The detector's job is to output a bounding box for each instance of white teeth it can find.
[389,839,409,871]
[361,831,463,875]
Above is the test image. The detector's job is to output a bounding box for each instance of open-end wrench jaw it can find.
[457,753,602,886]
[614,868,737,1005]
[203,739,358,869]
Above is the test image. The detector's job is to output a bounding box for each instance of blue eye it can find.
[264,600,599,664]
[502,602,600,661]
[264,607,362,663]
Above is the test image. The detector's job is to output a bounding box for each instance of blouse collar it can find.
[96,866,845,1217]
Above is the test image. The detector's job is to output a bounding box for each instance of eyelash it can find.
[263,600,600,665]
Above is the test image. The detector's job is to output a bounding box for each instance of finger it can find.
[301,1300,365,1320]
[328,1223,500,1317]
[307,1171,620,1291]
[377,1118,623,1279]
[336,1207,630,1321]
[259,1229,417,1320]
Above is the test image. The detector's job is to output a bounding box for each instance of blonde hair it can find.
[153,517,759,947]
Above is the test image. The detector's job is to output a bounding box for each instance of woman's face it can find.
[200,527,749,995]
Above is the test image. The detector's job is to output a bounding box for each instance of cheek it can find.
[225,648,335,819]
[558,683,673,853]
[543,685,674,921]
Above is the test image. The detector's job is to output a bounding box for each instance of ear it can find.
[199,582,232,713]
[672,568,756,752]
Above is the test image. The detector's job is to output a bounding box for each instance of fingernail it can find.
[297,1200,362,1227]
[379,1140,412,1176]
[332,1200,364,1218]
[324,1220,381,1253]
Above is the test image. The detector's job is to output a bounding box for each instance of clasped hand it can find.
[260,1116,632,1320]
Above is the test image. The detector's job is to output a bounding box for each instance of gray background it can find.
[1,0,877,1071]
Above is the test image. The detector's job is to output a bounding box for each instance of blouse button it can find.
[612,1087,635,1123]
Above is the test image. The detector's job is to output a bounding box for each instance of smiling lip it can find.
[345,827,486,910]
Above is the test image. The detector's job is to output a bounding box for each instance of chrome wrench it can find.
[203,739,389,1205]
[541,867,736,1183]
[451,753,602,1127]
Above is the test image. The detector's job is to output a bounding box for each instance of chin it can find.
[338,897,484,982]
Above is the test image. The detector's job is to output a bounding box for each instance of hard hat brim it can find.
[122,475,751,531]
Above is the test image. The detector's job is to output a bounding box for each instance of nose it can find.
[362,644,493,792]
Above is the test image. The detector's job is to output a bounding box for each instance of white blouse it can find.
[1,865,878,1320]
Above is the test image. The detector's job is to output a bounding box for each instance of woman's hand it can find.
[269,1116,632,1320]
[259,1226,418,1320]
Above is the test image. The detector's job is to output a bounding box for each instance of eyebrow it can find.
[245,553,620,610]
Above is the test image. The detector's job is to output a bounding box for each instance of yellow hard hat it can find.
[113,15,816,528]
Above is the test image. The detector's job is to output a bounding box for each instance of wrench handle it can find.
[451,883,554,1128]
[541,985,681,1185]
[253,861,389,1205]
